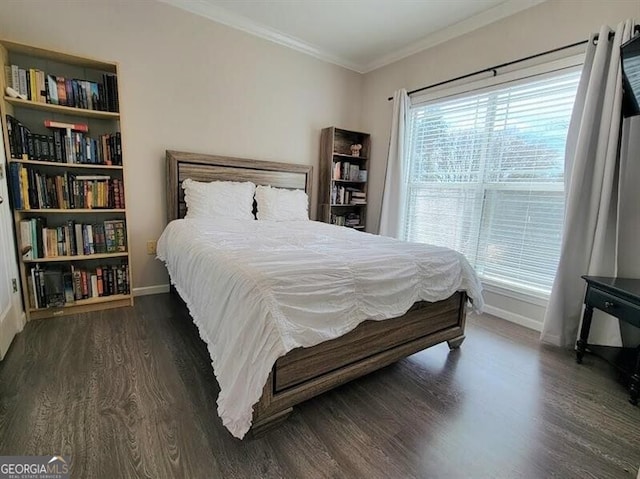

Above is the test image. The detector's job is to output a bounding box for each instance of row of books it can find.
[20,218,127,259]
[28,263,130,309]
[8,163,125,210]
[333,161,366,181]
[5,65,119,112]
[331,212,362,228]
[331,185,366,205]
[6,116,122,165]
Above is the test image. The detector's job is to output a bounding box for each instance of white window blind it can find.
[403,68,581,295]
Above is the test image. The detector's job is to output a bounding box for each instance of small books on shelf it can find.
[28,262,130,309]
[19,218,126,259]
[350,191,366,205]
[4,64,119,112]
[333,161,363,181]
[331,185,366,205]
[331,212,362,228]
[5,115,122,165]
[8,163,125,210]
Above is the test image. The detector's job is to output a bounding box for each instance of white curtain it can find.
[541,20,635,347]
[379,88,410,238]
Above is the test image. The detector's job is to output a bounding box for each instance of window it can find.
[403,68,581,295]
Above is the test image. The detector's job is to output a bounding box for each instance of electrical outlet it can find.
[147,240,157,255]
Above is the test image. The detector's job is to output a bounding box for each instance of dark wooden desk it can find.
[577,276,640,405]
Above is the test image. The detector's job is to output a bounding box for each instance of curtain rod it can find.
[386,26,639,102]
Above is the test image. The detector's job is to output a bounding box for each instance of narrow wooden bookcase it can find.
[0,39,133,320]
[318,127,370,230]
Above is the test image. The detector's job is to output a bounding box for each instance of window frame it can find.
[404,55,584,299]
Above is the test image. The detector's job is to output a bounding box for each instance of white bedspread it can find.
[157,219,483,438]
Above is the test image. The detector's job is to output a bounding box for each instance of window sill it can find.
[480,280,550,307]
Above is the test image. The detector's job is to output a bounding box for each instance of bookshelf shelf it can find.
[332,152,368,160]
[9,158,123,170]
[4,96,120,119]
[29,294,131,311]
[1,38,133,320]
[24,252,128,263]
[17,209,127,214]
[319,127,370,230]
[28,294,132,320]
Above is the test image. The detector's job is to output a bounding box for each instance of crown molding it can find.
[361,0,548,73]
[158,0,548,74]
[157,0,363,72]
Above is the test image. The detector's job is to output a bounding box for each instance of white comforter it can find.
[157,219,483,438]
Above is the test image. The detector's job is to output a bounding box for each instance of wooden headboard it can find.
[166,150,313,222]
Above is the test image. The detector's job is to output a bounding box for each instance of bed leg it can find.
[447,335,465,350]
[247,407,293,438]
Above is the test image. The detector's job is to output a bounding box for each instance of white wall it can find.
[0,0,363,291]
[361,0,640,329]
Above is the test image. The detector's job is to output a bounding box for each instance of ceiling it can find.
[160,0,546,73]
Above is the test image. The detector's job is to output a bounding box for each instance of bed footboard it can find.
[251,291,467,434]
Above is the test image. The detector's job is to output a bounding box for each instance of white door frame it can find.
[0,143,25,360]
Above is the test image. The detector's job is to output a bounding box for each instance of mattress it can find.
[157,218,483,438]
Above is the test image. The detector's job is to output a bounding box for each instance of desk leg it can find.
[631,375,639,406]
[630,348,640,406]
[576,305,593,364]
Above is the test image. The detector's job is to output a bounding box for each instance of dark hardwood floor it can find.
[0,294,638,478]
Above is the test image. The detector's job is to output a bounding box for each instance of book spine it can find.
[37,268,46,307]
[90,274,98,298]
[30,267,39,309]
[75,223,83,256]
[82,225,89,255]
[57,226,65,256]
[25,69,31,101]
[38,70,47,103]
[53,130,63,162]
[115,220,126,252]
[115,132,122,165]
[63,272,74,304]
[73,268,82,300]
[20,166,29,209]
[65,78,74,108]
[4,65,11,89]
[81,270,88,299]
[8,163,22,210]
[96,267,104,296]
[47,75,58,105]
[124,263,130,294]
[56,77,67,106]
[11,65,19,93]
[30,69,38,102]
[5,116,15,158]
[67,220,76,256]
[104,221,115,253]
[20,219,32,260]
[87,224,95,254]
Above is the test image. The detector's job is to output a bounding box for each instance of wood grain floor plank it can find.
[0,294,639,478]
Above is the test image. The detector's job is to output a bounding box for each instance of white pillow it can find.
[255,185,309,221]
[183,179,255,220]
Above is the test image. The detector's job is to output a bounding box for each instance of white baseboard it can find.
[133,284,170,297]
[482,304,543,332]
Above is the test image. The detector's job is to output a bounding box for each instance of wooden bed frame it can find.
[165,150,468,435]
